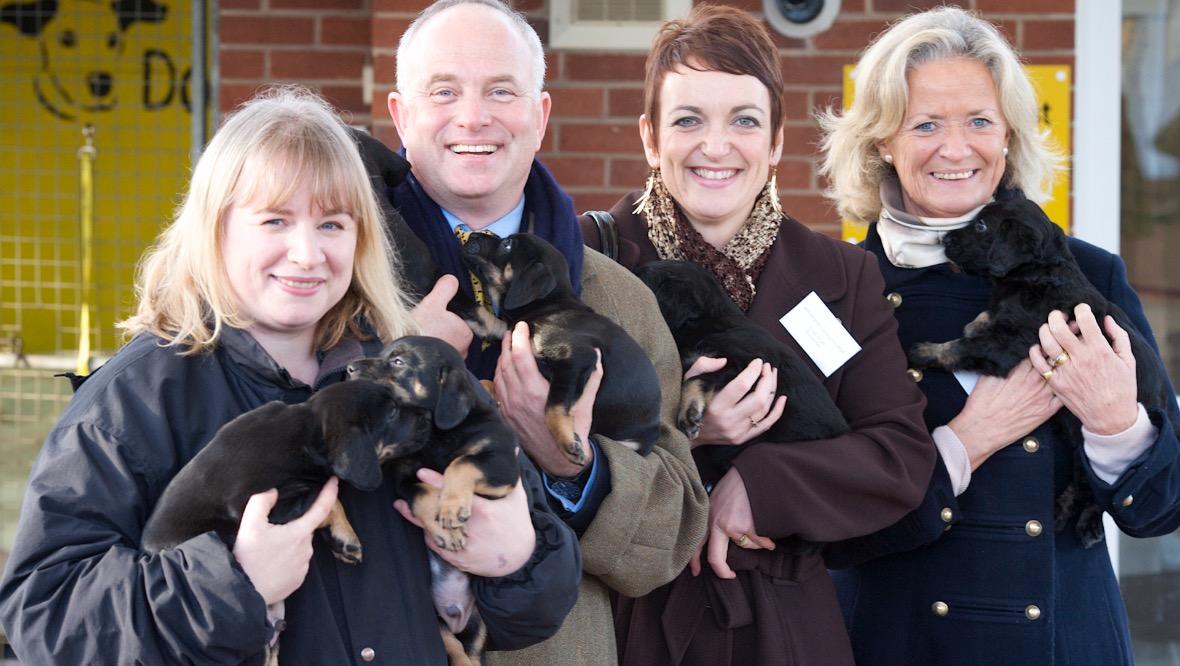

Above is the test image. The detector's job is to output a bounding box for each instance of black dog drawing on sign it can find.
[1,0,168,120]
[906,198,1177,547]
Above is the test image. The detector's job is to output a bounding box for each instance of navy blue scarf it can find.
[390,158,584,379]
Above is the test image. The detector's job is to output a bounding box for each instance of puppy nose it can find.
[446,605,462,619]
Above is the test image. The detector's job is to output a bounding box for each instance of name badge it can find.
[779,292,861,377]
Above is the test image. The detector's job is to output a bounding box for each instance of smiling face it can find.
[388,3,551,229]
[221,179,357,352]
[641,66,783,247]
[877,58,1009,219]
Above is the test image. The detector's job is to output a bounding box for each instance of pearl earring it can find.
[1003,147,1009,156]
[883,154,893,164]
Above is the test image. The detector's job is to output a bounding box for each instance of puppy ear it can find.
[329,426,383,491]
[503,261,557,311]
[432,365,475,430]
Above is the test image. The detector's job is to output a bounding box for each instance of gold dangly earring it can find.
[633,168,660,214]
[766,165,783,217]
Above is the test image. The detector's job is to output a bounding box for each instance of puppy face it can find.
[634,260,739,334]
[348,335,476,431]
[460,233,572,314]
[309,380,413,491]
[942,199,1069,279]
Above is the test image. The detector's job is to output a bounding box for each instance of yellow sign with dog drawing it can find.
[0,0,204,356]
[840,64,1073,243]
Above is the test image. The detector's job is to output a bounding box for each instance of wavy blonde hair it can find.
[817,6,1066,225]
[120,84,417,353]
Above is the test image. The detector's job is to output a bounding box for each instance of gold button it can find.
[932,601,949,616]
[907,368,923,382]
[1025,520,1042,537]
[887,292,903,308]
[940,508,953,523]
[361,647,375,662]
[1022,437,1039,453]
[1025,605,1041,620]
[1121,495,1134,507]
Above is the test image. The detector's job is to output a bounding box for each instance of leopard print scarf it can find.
[635,170,780,311]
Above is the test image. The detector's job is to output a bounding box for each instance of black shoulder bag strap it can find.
[583,210,618,262]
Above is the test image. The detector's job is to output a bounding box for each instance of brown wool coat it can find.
[584,193,936,666]
[487,248,710,666]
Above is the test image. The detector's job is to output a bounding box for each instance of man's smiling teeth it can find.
[451,144,497,154]
[277,277,320,289]
[692,168,735,180]
[933,170,975,180]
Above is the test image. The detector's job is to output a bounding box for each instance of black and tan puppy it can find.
[351,128,505,342]
[459,233,662,466]
[907,197,1175,547]
[142,379,402,562]
[348,335,518,666]
[634,260,850,489]
[348,335,521,552]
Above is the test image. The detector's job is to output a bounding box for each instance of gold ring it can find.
[1041,369,1054,383]
[1052,351,1070,367]
[735,534,750,547]
[749,418,759,428]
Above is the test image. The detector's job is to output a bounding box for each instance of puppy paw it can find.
[431,525,468,552]
[906,342,949,369]
[327,535,364,565]
[678,400,704,440]
[561,434,587,467]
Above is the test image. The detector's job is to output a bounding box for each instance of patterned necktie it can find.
[454,227,498,314]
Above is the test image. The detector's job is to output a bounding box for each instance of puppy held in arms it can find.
[906,198,1176,548]
[141,379,404,665]
[350,335,523,666]
[460,232,662,466]
[635,261,850,469]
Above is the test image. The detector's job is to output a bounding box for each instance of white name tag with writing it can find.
[779,292,861,377]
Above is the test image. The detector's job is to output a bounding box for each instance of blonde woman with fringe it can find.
[0,85,580,665]
[819,7,1180,665]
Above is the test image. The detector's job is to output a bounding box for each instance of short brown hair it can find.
[643,4,784,150]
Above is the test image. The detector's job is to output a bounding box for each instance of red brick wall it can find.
[218,0,1076,233]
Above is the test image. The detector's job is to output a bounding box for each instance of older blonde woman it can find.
[819,7,1180,665]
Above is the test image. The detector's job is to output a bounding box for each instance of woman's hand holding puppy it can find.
[394,469,536,577]
[233,477,340,606]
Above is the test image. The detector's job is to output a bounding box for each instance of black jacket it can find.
[0,326,580,665]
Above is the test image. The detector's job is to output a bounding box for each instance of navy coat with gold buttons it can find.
[828,198,1180,666]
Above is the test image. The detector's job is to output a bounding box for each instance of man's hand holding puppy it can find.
[494,322,604,479]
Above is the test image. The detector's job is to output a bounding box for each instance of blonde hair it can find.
[817,6,1066,224]
[120,85,418,353]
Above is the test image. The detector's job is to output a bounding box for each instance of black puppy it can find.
[141,379,407,666]
[351,128,505,342]
[349,335,520,666]
[907,198,1175,547]
[142,379,401,561]
[460,233,662,466]
[634,260,850,489]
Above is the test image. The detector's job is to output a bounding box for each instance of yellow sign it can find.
[1,0,202,356]
[841,64,1072,243]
